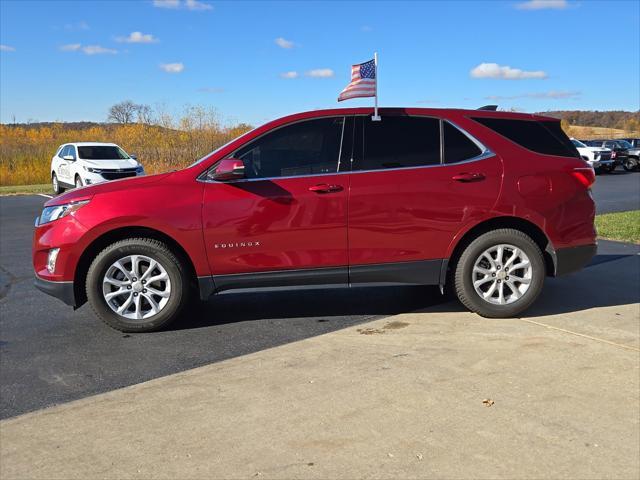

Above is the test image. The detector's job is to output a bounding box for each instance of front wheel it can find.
[74,175,83,189]
[86,238,190,332]
[454,229,545,318]
[52,173,64,194]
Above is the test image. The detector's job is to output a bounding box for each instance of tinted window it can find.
[78,146,129,160]
[472,117,579,158]
[235,117,344,179]
[358,116,440,171]
[443,121,482,163]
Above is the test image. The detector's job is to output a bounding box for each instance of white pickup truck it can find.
[571,138,615,174]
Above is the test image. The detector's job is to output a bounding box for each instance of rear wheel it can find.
[454,229,545,318]
[86,238,190,332]
[52,173,64,194]
[623,157,638,172]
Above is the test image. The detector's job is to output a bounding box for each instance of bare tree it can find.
[108,100,137,124]
[136,104,153,124]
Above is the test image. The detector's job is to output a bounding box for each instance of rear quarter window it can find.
[471,117,579,158]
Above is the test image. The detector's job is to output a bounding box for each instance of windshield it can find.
[616,140,633,149]
[189,126,258,168]
[78,146,130,160]
[572,139,586,148]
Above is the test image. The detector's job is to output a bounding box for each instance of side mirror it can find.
[130,154,138,160]
[63,155,75,161]
[211,158,245,181]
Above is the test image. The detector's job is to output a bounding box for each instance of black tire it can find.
[74,175,83,188]
[52,173,64,194]
[454,229,545,318]
[623,157,638,172]
[86,238,190,332]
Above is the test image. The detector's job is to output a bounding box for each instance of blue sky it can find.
[1,0,638,125]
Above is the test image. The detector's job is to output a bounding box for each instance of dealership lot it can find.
[0,171,638,420]
[0,171,639,478]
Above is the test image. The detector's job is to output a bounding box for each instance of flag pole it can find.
[372,51,381,121]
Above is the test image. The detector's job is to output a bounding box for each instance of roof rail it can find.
[477,105,498,111]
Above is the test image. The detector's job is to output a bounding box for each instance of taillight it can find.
[571,167,596,188]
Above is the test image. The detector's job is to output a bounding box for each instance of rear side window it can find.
[357,116,440,171]
[472,117,579,158]
[443,122,482,163]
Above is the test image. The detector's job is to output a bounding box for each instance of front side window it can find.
[472,117,579,158]
[357,116,440,171]
[78,145,130,160]
[235,117,344,179]
[443,121,483,163]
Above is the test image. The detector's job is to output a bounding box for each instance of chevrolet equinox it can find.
[33,108,597,332]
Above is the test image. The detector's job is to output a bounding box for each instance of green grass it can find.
[595,210,640,244]
[0,184,51,195]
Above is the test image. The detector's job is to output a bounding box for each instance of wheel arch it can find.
[74,226,198,307]
[444,216,556,284]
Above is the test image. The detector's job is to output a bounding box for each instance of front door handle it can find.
[308,184,344,194]
[452,172,486,183]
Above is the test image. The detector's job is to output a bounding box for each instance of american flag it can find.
[338,59,376,102]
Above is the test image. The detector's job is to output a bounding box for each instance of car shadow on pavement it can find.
[172,285,445,330]
[172,252,639,330]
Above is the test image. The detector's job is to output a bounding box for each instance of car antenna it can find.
[477,105,498,111]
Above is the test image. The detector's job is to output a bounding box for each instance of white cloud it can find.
[153,0,180,8]
[153,0,211,10]
[0,44,16,52]
[117,31,159,43]
[515,0,569,10]
[160,62,184,73]
[275,37,294,49]
[82,45,118,55]
[486,90,581,100]
[280,71,299,79]
[470,62,547,80]
[305,68,334,78]
[60,43,82,51]
[185,0,213,10]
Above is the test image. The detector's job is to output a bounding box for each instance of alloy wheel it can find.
[472,244,532,305]
[102,254,171,320]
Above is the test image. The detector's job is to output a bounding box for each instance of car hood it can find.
[46,171,173,206]
[80,158,140,169]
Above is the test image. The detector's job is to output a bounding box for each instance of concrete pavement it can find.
[1,254,638,480]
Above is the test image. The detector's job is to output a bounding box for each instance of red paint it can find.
[33,107,596,288]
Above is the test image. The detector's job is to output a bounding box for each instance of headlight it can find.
[135,165,144,173]
[38,200,90,225]
[83,166,102,173]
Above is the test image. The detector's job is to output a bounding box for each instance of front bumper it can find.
[553,244,597,276]
[34,276,76,307]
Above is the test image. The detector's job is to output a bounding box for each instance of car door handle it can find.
[452,173,486,182]
[308,184,344,193]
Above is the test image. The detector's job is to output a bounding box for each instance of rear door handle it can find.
[452,173,486,182]
[308,184,344,193]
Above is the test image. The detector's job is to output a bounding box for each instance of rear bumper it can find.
[553,244,597,276]
[34,276,76,307]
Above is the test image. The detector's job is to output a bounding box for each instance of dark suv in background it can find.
[582,139,638,171]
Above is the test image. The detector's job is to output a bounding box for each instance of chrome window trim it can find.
[198,114,495,184]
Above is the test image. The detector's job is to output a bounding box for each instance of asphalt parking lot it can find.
[0,170,638,420]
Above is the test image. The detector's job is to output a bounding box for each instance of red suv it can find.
[33,108,597,332]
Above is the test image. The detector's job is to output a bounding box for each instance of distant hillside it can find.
[3,121,109,130]
[538,110,640,131]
